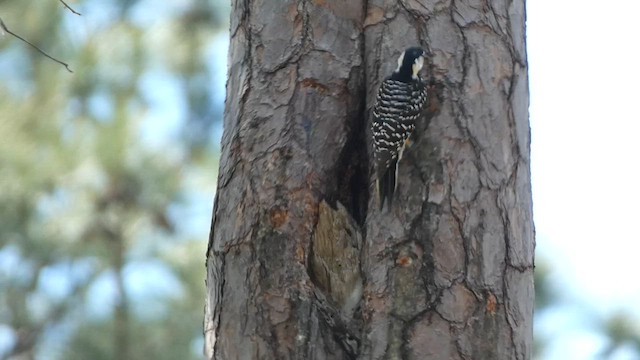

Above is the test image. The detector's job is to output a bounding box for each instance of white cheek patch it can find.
[412,56,424,78]
[396,52,405,72]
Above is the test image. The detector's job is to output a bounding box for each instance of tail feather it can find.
[378,159,398,211]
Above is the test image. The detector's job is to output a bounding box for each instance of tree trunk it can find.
[204,1,533,359]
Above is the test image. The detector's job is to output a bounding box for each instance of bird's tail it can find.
[377,159,398,211]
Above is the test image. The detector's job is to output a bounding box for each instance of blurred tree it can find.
[533,257,640,360]
[598,311,640,358]
[533,260,554,358]
[0,0,227,359]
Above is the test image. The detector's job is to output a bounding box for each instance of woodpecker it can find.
[372,47,428,210]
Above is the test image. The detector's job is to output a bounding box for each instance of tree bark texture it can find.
[205,0,533,359]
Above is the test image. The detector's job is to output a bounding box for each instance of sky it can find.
[528,0,640,358]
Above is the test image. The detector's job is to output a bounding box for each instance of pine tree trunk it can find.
[204,1,533,359]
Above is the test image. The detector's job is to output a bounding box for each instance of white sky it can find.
[528,0,640,358]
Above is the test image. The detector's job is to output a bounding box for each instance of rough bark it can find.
[205,0,532,359]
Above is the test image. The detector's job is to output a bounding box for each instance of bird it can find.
[372,47,428,211]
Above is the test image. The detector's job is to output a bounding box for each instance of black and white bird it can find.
[372,47,428,210]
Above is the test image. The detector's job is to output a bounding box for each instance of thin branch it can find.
[59,0,82,16]
[0,17,73,73]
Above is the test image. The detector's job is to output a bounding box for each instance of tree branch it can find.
[59,0,82,16]
[0,17,73,73]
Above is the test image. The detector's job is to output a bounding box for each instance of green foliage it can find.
[534,258,640,359]
[598,311,640,358]
[534,260,555,310]
[0,0,227,358]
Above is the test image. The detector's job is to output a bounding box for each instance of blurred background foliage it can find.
[535,260,640,359]
[0,0,227,359]
[1,1,639,360]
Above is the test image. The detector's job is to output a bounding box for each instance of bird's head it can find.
[394,47,425,81]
